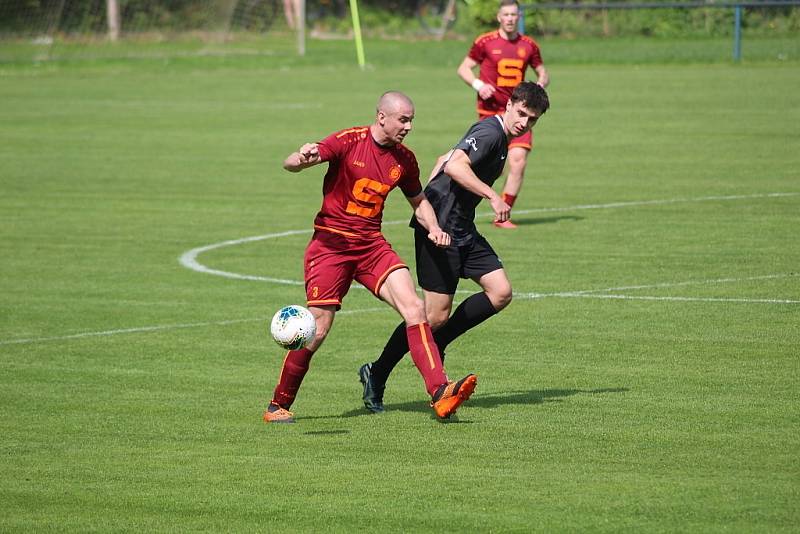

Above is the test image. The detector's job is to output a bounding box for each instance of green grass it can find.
[1,39,799,532]
[2,32,799,65]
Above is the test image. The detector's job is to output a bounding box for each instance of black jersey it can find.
[412,115,508,246]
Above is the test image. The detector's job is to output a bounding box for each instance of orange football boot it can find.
[263,402,295,424]
[431,374,477,419]
[493,219,518,229]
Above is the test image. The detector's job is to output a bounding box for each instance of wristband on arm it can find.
[471,79,485,92]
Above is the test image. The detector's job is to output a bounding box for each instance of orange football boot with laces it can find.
[431,374,477,419]
[263,402,295,423]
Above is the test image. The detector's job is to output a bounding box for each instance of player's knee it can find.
[401,297,427,325]
[488,287,513,311]
[428,309,450,330]
[313,324,329,344]
[311,316,333,345]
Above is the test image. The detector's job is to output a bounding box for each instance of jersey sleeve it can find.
[454,122,500,168]
[316,131,345,162]
[467,37,486,63]
[528,40,543,68]
[397,152,422,198]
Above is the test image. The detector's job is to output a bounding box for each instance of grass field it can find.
[1,38,799,531]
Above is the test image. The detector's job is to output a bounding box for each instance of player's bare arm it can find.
[408,192,451,248]
[427,150,454,182]
[444,149,511,222]
[457,56,495,101]
[535,64,550,88]
[283,142,321,172]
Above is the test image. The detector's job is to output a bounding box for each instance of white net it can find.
[0,0,303,62]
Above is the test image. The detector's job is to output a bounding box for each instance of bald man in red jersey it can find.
[264,91,477,423]
[457,0,549,229]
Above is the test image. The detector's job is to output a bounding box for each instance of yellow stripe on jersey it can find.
[473,30,498,45]
[335,127,369,138]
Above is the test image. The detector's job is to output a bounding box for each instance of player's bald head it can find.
[377,91,414,115]
[372,91,415,146]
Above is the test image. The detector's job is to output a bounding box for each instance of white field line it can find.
[547,295,800,304]
[0,307,388,347]
[179,192,799,284]
[515,273,799,300]
[4,194,797,347]
[3,275,797,347]
[508,192,799,217]
[179,230,307,284]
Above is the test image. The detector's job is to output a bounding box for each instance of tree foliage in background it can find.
[0,0,797,37]
[468,0,799,37]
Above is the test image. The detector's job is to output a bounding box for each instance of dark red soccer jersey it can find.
[468,30,543,116]
[314,126,422,237]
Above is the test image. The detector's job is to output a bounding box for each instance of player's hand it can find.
[427,229,451,248]
[490,194,511,222]
[478,84,496,100]
[298,143,320,164]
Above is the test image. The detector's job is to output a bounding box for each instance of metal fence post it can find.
[733,5,743,61]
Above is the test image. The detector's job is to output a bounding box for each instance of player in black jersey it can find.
[359,81,550,413]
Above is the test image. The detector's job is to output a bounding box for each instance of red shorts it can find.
[479,113,533,150]
[509,129,533,151]
[304,228,408,309]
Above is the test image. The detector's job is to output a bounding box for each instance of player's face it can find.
[504,100,540,137]
[380,104,415,145]
[497,5,520,35]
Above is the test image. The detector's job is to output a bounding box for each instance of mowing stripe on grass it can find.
[179,192,799,285]
[2,275,796,347]
[517,273,800,301]
[554,295,800,303]
[510,192,799,217]
[0,307,387,347]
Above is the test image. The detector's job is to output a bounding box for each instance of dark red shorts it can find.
[304,228,407,309]
[509,129,533,151]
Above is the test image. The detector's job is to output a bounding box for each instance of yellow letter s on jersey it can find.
[497,58,524,88]
[346,177,390,218]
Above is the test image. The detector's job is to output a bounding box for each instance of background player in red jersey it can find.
[264,91,477,423]
[457,0,549,229]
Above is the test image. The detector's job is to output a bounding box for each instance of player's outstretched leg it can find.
[358,362,385,413]
[263,347,314,424]
[430,374,478,419]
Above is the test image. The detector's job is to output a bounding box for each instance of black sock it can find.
[370,293,497,386]
[370,321,409,386]
[433,292,498,354]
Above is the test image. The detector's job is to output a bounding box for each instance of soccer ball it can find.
[270,305,316,350]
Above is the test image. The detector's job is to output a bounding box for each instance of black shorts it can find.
[414,229,503,294]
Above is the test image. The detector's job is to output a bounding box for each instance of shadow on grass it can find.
[484,215,584,227]
[306,387,629,422]
[303,429,350,436]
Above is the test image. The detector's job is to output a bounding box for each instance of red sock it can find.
[502,193,517,208]
[271,347,314,409]
[406,322,448,397]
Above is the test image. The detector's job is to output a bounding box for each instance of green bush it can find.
[0,0,797,39]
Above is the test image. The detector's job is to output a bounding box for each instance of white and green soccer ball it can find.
[270,305,316,350]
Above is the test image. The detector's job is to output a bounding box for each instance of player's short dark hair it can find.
[510,81,549,115]
[499,0,520,9]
